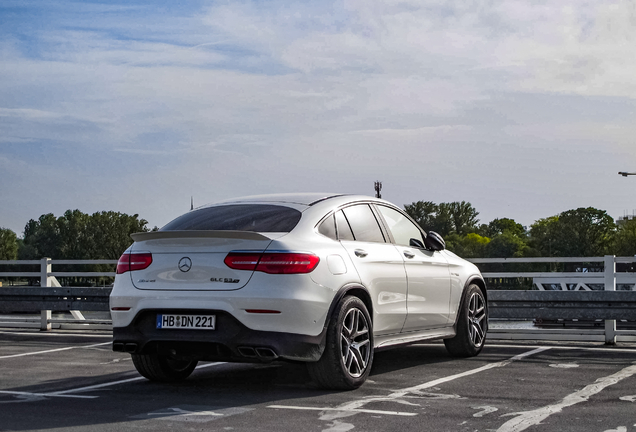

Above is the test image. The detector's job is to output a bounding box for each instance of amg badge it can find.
[210,277,240,284]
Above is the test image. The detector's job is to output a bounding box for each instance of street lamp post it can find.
[618,172,636,177]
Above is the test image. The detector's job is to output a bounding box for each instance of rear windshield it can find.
[161,204,302,232]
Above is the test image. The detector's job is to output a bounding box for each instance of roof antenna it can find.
[374,181,382,199]
[190,196,193,211]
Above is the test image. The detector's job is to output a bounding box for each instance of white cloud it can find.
[1,0,636,234]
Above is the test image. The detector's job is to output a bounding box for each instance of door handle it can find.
[403,251,415,259]
[354,249,368,258]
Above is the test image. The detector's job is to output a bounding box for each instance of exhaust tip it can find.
[238,347,257,358]
[113,342,125,352]
[124,343,138,353]
[255,347,278,359]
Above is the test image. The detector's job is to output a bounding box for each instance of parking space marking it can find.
[0,390,98,399]
[47,362,225,396]
[267,405,417,416]
[0,330,112,338]
[0,342,111,359]
[496,363,636,432]
[270,347,550,419]
[387,346,549,398]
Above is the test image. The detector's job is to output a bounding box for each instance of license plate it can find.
[156,314,216,330]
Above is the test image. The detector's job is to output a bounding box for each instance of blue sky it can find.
[1,0,636,235]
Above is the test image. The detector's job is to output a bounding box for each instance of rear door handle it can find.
[403,251,415,259]
[354,249,368,258]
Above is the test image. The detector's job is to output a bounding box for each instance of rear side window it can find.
[318,214,337,240]
[161,204,302,232]
[341,204,385,243]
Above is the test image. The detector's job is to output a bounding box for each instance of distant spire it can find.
[190,196,193,211]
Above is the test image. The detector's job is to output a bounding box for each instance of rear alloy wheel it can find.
[444,284,487,357]
[132,353,198,382]
[307,296,373,390]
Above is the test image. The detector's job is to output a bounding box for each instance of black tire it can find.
[444,284,487,357]
[307,296,374,390]
[131,353,198,382]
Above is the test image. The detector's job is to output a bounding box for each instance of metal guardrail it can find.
[0,287,111,313]
[0,258,116,330]
[488,291,636,320]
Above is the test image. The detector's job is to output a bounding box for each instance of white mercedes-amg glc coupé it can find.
[110,193,487,389]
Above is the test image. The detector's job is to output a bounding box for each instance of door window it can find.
[377,205,424,247]
[341,205,385,243]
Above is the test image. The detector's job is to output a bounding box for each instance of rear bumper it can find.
[113,309,327,362]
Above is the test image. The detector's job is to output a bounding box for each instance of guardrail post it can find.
[604,255,616,345]
[40,257,52,331]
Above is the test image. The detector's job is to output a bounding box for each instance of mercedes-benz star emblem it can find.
[178,257,192,272]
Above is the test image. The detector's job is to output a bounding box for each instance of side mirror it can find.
[424,231,445,251]
[409,238,425,249]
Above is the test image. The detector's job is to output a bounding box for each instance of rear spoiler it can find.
[130,230,272,242]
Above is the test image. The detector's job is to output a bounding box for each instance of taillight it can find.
[223,253,262,271]
[224,252,320,274]
[116,252,153,274]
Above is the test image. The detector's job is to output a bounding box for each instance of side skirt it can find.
[374,327,456,350]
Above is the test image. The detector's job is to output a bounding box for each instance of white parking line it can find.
[267,405,417,416]
[47,362,225,396]
[0,390,98,399]
[270,347,550,418]
[0,342,111,359]
[0,330,112,338]
[496,363,636,432]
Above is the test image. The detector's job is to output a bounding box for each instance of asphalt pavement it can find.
[0,329,635,432]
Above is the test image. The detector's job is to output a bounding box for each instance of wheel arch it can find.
[324,283,374,330]
[452,275,488,330]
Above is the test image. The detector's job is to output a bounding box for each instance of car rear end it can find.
[110,201,338,363]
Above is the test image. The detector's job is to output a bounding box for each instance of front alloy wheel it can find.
[467,290,486,348]
[444,284,487,357]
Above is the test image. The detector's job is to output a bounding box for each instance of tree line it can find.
[0,210,152,260]
[1,202,636,261]
[404,201,635,258]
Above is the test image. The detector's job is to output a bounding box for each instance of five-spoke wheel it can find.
[444,284,487,357]
[340,306,371,378]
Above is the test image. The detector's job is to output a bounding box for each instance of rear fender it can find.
[323,283,373,330]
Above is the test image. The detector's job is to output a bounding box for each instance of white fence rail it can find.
[1,256,636,343]
[0,258,116,330]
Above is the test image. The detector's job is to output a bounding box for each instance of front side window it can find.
[341,204,385,243]
[161,204,302,232]
[377,205,424,247]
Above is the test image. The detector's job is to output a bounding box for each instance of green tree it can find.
[87,211,150,259]
[613,219,636,256]
[0,228,18,260]
[446,233,490,258]
[403,201,437,231]
[479,218,526,238]
[485,231,529,258]
[20,210,150,260]
[21,214,61,259]
[529,208,615,257]
[431,203,455,237]
[404,200,479,237]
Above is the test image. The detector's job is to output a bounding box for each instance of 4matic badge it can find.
[210,277,240,284]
